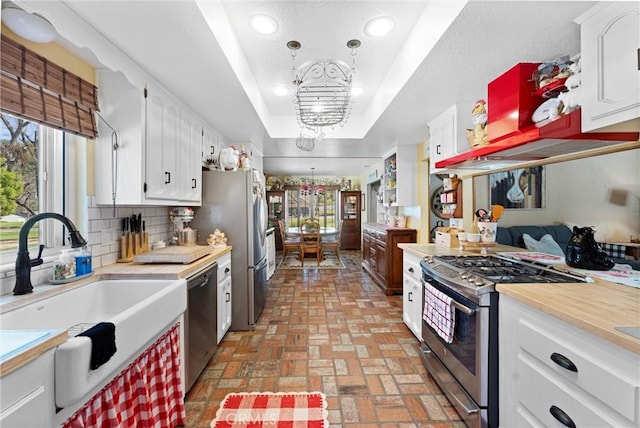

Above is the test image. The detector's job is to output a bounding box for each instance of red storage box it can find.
[487,63,541,142]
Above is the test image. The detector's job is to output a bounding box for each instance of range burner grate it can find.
[433,255,581,284]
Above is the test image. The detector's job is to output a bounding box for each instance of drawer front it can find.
[518,353,632,427]
[519,317,639,422]
[402,251,422,282]
[217,252,232,281]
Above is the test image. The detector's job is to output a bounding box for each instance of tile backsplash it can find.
[0,198,174,296]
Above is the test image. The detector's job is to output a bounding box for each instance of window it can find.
[0,112,86,259]
[286,187,338,228]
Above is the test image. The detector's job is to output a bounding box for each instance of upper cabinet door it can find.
[428,104,473,173]
[178,113,202,203]
[578,2,640,132]
[145,86,179,200]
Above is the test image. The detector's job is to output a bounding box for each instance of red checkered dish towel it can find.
[211,391,328,428]
[423,282,455,343]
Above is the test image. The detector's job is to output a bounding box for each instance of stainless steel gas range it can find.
[419,254,586,428]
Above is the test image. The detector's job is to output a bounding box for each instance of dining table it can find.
[285,227,338,240]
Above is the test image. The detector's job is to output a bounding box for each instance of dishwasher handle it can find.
[191,275,209,289]
[187,263,217,290]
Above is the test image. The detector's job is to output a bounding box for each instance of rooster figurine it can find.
[470,99,488,148]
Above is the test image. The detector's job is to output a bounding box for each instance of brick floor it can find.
[184,251,464,427]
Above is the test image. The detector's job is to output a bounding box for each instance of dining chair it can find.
[278,220,300,261]
[299,218,322,266]
[322,221,342,260]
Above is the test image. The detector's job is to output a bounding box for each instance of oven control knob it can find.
[425,257,435,264]
[460,273,469,280]
[474,279,485,287]
[466,276,476,284]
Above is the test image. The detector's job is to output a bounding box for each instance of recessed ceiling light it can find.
[351,86,364,97]
[364,16,394,38]
[273,85,289,96]
[249,14,279,35]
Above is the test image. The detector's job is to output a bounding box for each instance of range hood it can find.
[435,109,639,170]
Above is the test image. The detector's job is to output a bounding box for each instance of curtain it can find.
[0,35,98,139]
[63,323,186,428]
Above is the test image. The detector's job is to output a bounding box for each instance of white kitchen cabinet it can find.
[577,2,640,132]
[216,251,232,344]
[428,103,473,173]
[95,70,145,206]
[382,146,417,207]
[0,348,55,427]
[402,250,423,340]
[500,295,640,427]
[178,112,202,203]
[266,229,276,279]
[146,83,202,204]
[95,70,203,206]
[145,83,180,201]
[202,125,222,167]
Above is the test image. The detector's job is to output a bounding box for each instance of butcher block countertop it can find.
[101,245,231,279]
[0,329,67,376]
[0,245,231,376]
[398,243,640,354]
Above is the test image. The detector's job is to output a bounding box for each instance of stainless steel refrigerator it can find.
[191,169,268,331]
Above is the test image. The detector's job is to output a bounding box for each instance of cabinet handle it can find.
[211,145,215,155]
[408,267,414,273]
[408,291,413,302]
[550,352,578,372]
[192,178,197,189]
[549,405,576,428]
[436,144,441,155]
[226,292,231,302]
[164,171,171,184]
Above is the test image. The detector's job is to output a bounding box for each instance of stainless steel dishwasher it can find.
[185,261,217,392]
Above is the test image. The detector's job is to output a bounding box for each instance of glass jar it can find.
[75,246,92,276]
[54,249,76,280]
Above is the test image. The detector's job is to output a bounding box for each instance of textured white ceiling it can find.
[21,0,599,176]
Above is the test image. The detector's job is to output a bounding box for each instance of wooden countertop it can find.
[0,245,232,376]
[0,329,67,376]
[99,245,232,279]
[398,243,640,354]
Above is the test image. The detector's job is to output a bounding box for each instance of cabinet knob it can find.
[549,405,576,428]
[550,352,578,372]
[225,267,230,273]
[408,267,414,273]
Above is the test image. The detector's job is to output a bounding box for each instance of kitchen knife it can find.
[127,215,135,258]
[120,217,128,260]
[142,220,149,252]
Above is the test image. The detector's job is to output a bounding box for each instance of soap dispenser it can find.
[75,246,92,276]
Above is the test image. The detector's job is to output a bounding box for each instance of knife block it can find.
[117,234,133,263]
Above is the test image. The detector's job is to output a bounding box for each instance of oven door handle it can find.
[452,300,476,315]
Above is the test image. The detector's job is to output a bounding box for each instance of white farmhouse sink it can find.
[0,279,187,408]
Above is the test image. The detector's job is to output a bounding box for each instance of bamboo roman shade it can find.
[0,35,98,139]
